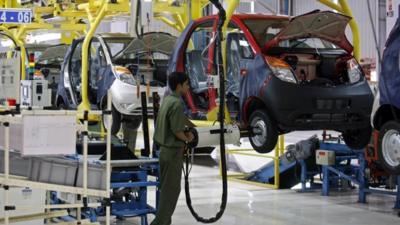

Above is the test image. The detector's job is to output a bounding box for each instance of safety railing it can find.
[219,135,285,189]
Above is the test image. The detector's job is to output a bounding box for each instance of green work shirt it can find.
[153,92,186,149]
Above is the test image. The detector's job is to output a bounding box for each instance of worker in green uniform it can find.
[151,72,194,225]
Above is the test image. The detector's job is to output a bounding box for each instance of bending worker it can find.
[151,72,194,225]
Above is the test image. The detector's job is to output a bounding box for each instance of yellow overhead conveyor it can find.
[1,0,131,121]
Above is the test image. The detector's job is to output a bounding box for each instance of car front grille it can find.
[316,99,351,110]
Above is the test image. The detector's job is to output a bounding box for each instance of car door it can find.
[183,19,218,113]
[67,37,111,108]
[89,38,110,106]
[225,21,256,117]
[67,40,83,106]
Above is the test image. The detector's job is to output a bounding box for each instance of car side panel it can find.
[239,54,271,111]
[96,65,115,104]
[167,20,196,74]
[56,41,77,108]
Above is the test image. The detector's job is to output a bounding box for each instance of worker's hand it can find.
[185,131,194,143]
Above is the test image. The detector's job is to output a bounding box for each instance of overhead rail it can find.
[1,0,131,121]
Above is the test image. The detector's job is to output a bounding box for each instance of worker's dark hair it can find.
[168,72,189,91]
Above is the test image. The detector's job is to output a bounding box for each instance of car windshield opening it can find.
[103,37,133,58]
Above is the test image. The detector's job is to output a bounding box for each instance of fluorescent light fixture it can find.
[0,39,14,47]
[27,33,61,44]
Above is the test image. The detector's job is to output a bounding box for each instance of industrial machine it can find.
[20,80,51,108]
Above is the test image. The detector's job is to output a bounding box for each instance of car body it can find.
[168,11,374,153]
[56,32,176,133]
[35,44,69,104]
[371,15,400,174]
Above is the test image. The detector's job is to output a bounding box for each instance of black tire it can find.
[249,110,278,153]
[342,126,372,149]
[102,105,121,135]
[378,121,400,175]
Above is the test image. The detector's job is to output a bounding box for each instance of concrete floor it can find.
[102,163,399,225]
[99,131,400,225]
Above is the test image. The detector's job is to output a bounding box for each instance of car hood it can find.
[36,44,68,66]
[117,32,177,56]
[264,11,353,53]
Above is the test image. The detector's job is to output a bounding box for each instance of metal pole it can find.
[4,122,10,225]
[106,91,112,225]
[83,111,89,196]
[276,0,280,15]
[141,92,150,157]
[300,160,307,191]
[274,141,280,189]
[80,111,89,222]
[395,176,400,209]
[279,135,285,156]
[322,166,330,196]
[358,153,367,203]
[152,92,160,158]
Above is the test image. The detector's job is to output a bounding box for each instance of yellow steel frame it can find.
[153,0,205,32]
[1,0,130,120]
[76,0,130,120]
[219,135,285,189]
[318,0,361,60]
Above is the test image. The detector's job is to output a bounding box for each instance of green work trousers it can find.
[150,147,183,225]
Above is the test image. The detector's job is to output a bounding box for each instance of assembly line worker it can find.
[151,72,195,225]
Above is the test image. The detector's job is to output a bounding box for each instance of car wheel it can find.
[102,106,121,135]
[378,121,400,174]
[249,109,278,153]
[342,126,372,149]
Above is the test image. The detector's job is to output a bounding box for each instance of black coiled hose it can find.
[183,0,228,223]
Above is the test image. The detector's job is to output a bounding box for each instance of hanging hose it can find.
[135,0,143,39]
[183,0,228,223]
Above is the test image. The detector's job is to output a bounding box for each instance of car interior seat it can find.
[226,33,241,98]
[186,50,209,94]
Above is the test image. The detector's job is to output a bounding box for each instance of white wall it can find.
[387,0,400,35]
[293,0,333,14]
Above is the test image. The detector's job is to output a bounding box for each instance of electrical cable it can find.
[183,0,228,223]
[366,0,399,122]
[135,0,143,39]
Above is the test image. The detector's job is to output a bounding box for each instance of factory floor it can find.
[99,131,400,225]
[105,163,399,225]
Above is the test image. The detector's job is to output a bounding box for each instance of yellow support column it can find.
[273,137,281,189]
[222,0,240,74]
[279,135,285,156]
[338,0,361,60]
[190,0,202,20]
[77,0,107,119]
